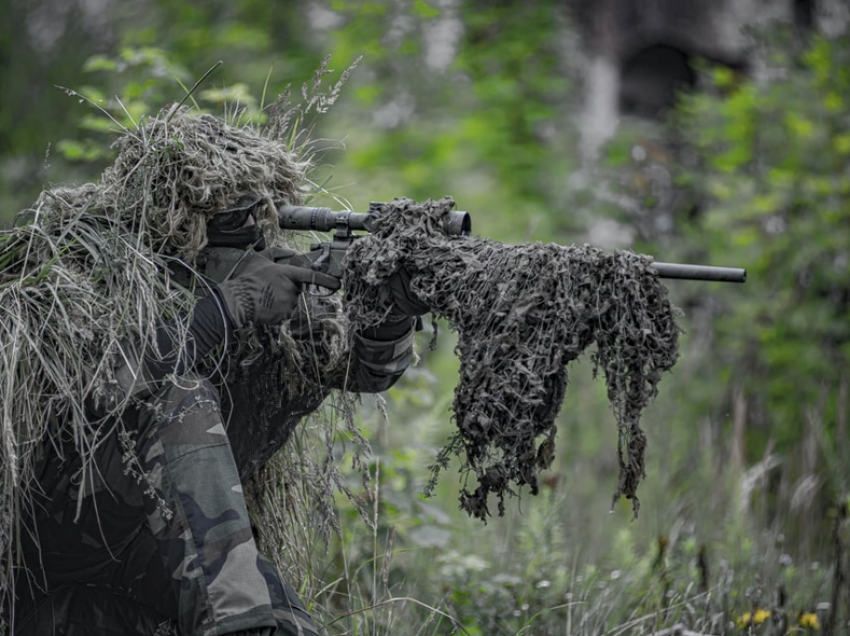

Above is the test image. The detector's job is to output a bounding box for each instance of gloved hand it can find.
[388,267,430,316]
[216,251,340,329]
[258,246,298,263]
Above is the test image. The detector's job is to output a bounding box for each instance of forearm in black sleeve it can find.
[345,315,417,393]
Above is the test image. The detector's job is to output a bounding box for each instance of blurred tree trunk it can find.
[731,383,747,477]
[565,0,812,159]
[839,370,848,439]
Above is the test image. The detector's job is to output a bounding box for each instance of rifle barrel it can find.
[652,261,746,283]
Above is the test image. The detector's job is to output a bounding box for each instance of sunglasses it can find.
[208,195,263,233]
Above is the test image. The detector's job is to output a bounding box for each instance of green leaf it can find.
[834,132,850,155]
[83,55,118,72]
[785,112,814,139]
[412,0,441,19]
[55,139,109,161]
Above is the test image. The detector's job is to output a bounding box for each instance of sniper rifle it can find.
[278,203,747,284]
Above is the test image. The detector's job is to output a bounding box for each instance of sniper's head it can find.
[101,107,308,261]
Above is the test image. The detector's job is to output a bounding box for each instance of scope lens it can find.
[445,211,472,236]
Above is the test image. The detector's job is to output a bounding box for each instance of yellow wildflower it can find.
[753,609,771,624]
[798,612,820,630]
[737,608,771,629]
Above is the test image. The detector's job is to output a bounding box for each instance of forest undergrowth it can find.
[266,377,849,636]
[271,302,850,636]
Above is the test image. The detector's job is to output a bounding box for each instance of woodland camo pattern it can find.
[15,376,317,636]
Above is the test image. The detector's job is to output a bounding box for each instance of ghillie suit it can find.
[344,197,682,521]
[0,69,376,635]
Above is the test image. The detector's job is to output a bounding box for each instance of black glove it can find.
[388,268,430,316]
[258,246,298,263]
[216,251,340,329]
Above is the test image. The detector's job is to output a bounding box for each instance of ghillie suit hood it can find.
[344,197,682,521]
[104,107,307,262]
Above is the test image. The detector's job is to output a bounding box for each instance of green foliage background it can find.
[2,1,848,633]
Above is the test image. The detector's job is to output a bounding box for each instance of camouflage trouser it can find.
[15,376,317,636]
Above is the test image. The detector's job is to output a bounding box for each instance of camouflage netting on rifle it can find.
[343,197,682,521]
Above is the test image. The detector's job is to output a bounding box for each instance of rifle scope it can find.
[278,205,472,237]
